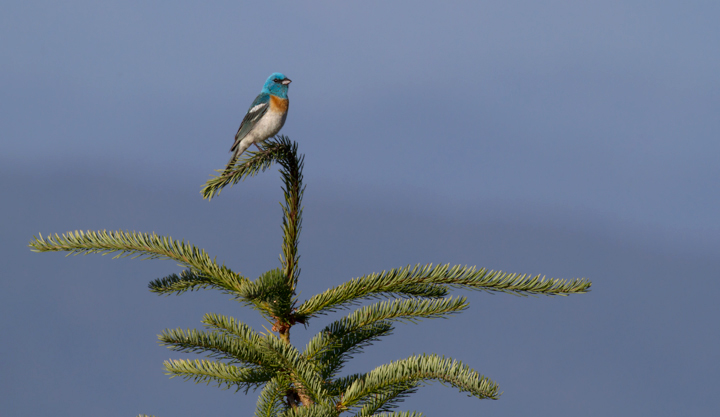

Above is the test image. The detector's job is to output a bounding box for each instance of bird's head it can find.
[263,73,291,98]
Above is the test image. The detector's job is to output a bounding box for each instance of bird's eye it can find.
[274,78,283,83]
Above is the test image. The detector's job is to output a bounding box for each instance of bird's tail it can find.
[222,141,250,176]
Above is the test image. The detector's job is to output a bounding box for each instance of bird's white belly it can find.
[247,111,287,143]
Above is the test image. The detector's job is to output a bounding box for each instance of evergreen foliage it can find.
[29,136,591,416]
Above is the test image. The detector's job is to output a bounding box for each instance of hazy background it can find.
[2,1,719,416]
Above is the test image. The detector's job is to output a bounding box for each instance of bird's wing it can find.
[231,93,270,151]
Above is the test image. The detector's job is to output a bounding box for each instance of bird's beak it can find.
[281,78,292,85]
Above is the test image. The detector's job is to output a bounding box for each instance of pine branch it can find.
[164,358,274,391]
[199,135,305,324]
[342,297,468,327]
[294,265,463,320]
[366,412,423,417]
[325,373,365,397]
[262,333,329,406]
[239,268,297,319]
[278,403,339,417]
[275,138,305,294]
[355,381,420,417]
[306,297,468,363]
[159,327,266,368]
[255,377,291,417]
[304,297,466,382]
[28,230,249,296]
[202,313,265,343]
[159,315,277,393]
[339,354,500,411]
[201,135,296,200]
[307,322,394,381]
[296,263,591,319]
[148,269,215,295]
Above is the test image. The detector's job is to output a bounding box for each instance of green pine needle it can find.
[254,377,291,417]
[278,403,339,417]
[262,333,329,405]
[202,135,299,200]
[149,269,215,295]
[297,263,590,319]
[164,358,274,392]
[340,354,500,410]
[28,229,249,296]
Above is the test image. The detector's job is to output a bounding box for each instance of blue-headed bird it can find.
[225,73,291,171]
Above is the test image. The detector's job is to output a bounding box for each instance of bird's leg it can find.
[254,143,263,151]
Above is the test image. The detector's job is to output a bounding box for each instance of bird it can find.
[224,73,292,173]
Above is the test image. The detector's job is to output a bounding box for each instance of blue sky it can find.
[2,1,719,416]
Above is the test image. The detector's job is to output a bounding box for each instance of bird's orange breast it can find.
[270,95,289,113]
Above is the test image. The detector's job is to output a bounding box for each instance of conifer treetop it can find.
[30,136,592,416]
